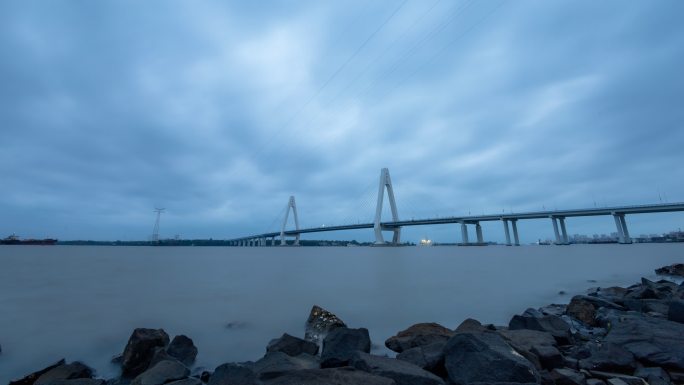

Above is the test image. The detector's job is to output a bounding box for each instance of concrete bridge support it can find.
[374,168,401,245]
[511,219,520,246]
[502,219,512,246]
[550,216,569,245]
[460,222,469,244]
[613,213,632,244]
[475,222,484,244]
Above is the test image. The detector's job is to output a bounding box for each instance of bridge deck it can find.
[228,202,684,241]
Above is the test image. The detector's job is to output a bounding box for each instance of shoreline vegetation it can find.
[5,263,684,385]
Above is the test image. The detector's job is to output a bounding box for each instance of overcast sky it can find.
[1,0,683,243]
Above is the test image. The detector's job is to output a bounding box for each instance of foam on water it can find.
[0,244,682,382]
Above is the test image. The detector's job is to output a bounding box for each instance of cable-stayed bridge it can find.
[227,168,684,246]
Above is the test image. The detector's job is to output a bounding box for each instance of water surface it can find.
[0,244,682,382]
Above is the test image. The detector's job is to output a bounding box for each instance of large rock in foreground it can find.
[351,351,445,385]
[321,327,371,368]
[655,263,684,277]
[266,333,319,357]
[121,328,171,378]
[509,309,572,344]
[207,363,257,385]
[251,352,319,380]
[598,308,684,370]
[443,331,540,385]
[385,322,453,353]
[131,360,189,385]
[262,367,396,385]
[304,305,346,348]
[34,362,94,385]
[167,335,197,366]
[10,360,66,385]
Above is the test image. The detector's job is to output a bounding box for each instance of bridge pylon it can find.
[280,195,300,246]
[374,168,401,245]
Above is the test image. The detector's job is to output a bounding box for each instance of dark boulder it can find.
[251,352,319,380]
[567,296,624,326]
[304,305,346,348]
[351,351,445,385]
[443,331,540,385]
[121,328,170,378]
[266,333,319,356]
[655,263,684,277]
[623,299,670,315]
[166,379,202,385]
[320,327,371,368]
[633,367,670,385]
[262,367,396,385]
[10,359,66,385]
[588,287,629,304]
[385,322,453,353]
[509,310,572,344]
[207,363,257,385]
[167,335,198,366]
[454,319,486,333]
[47,380,104,385]
[396,341,447,376]
[35,362,94,385]
[131,360,189,385]
[549,368,586,385]
[498,329,562,370]
[668,300,684,323]
[597,308,684,370]
[149,347,180,369]
[578,342,636,373]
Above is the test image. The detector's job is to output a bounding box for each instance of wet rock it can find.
[597,308,684,370]
[47,380,105,385]
[588,287,629,304]
[668,300,684,323]
[167,335,198,366]
[498,329,562,370]
[623,299,670,315]
[578,342,636,373]
[454,319,486,333]
[261,367,396,385]
[396,341,446,376]
[131,360,189,385]
[207,363,256,385]
[251,352,319,380]
[304,305,346,348]
[320,327,371,368]
[351,351,445,385]
[539,304,567,317]
[149,347,180,368]
[591,372,647,385]
[266,333,319,356]
[655,263,684,277]
[550,368,585,385]
[35,362,94,385]
[443,331,540,385]
[509,310,572,344]
[9,359,66,385]
[586,379,606,385]
[633,367,670,385]
[166,379,202,385]
[121,328,170,378]
[385,322,453,353]
[567,296,599,326]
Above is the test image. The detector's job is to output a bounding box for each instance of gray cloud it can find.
[1,0,683,242]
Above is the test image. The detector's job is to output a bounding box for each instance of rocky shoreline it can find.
[6,263,684,385]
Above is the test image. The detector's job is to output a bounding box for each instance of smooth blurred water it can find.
[0,244,682,382]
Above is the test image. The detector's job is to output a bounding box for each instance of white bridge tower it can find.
[374,168,400,245]
[280,196,300,246]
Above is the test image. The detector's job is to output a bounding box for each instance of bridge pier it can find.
[613,213,632,244]
[460,222,469,244]
[511,219,520,246]
[476,222,483,244]
[550,216,569,245]
[502,219,512,246]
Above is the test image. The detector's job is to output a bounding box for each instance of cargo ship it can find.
[1,234,58,245]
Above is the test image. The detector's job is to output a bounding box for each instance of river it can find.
[0,243,682,382]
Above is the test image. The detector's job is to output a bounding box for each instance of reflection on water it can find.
[0,244,682,382]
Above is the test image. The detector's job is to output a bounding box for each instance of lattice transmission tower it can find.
[151,207,165,243]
